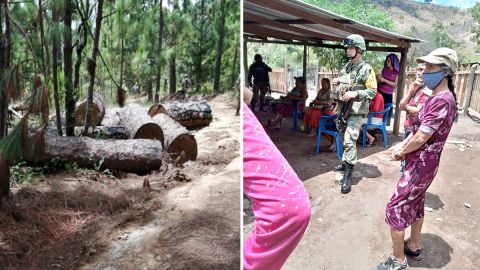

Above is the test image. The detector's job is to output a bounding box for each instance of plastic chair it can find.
[316,114,343,160]
[361,103,393,148]
[292,101,304,130]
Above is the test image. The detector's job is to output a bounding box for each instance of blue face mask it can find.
[422,70,445,91]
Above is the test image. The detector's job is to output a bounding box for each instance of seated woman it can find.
[267,76,308,129]
[360,91,384,146]
[304,78,333,137]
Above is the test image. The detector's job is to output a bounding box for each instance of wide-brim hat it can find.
[416,47,458,73]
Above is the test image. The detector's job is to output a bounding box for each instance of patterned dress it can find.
[386,91,457,230]
[243,103,311,270]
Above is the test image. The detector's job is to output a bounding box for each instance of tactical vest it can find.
[331,61,372,115]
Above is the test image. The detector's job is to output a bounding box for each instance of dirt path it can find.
[1,94,240,270]
[80,94,241,270]
[245,111,480,270]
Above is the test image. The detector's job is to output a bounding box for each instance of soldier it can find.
[331,34,377,194]
[181,74,191,92]
[247,54,272,112]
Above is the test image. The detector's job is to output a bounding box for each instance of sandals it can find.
[404,239,423,261]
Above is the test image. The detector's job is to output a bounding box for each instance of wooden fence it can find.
[269,64,480,116]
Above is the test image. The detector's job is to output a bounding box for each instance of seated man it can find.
[360,91,384,146]
[267,76,308,129]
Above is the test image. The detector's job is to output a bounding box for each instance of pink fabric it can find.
[243,103,311,270]
[378,68,399,95]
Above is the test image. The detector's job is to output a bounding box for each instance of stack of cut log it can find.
[41,98,212,174]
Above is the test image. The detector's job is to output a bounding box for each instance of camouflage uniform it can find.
[333,60,377,165]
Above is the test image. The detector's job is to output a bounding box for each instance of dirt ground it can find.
[0,94,241,270]
[244,109,480,270]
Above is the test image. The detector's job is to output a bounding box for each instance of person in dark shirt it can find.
[247,54,272,112]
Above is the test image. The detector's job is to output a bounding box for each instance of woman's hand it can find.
[390,143,405,161]
[391,149,406,161]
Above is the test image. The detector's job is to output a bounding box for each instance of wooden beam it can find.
[244,24,323,45]
[366,46,404,53]
[244,11,341,42]
[243,39,248,87]
[248,0,410,48]
[393,47,409,136]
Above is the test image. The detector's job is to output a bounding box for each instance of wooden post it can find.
[303,45,307,81]
[243,39,248,87]
[393,47,408,136]
[463,64,478,114]
[284,58,288,93]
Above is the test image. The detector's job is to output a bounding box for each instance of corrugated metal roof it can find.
[244,0,424,48]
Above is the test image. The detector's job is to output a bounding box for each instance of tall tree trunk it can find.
[213,0,226,93]
[74,0,89,97]
[195,0,205,92]
[64,0,75,136]
[169,53,176,94]
[147,79,153,101]
[52,4,62,135]
[169,2,177,95]
[0,0,11,139]
[155,0,164,103]
[118,37,124,106]
[38,0,50,84]
[229,37,238,89]
[84,0,104,134]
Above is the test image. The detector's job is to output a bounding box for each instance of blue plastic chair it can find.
[292,101,304,130]
[316,114,343,160]
[362,103,393,148]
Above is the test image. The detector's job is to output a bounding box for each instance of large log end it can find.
[168,134,198,163]
[148,104,168,117]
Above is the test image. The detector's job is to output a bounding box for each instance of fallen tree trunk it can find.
[151,114,197,163]
[74,95,105,126]
[74,126,128,139]
[101,108,121,126]
[44,136,163,174]
[148,99,212,129]
[118,104,164,146]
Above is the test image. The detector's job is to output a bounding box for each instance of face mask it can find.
[422,70,445,91]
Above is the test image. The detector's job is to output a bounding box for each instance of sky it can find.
[412,0,480,9]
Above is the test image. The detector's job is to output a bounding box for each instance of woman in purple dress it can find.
[377,48,458,270]
[378,54,400,125]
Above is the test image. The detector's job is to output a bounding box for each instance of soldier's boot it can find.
[333,162,346,172]
[259,95,267,112]
[341,163,354,194]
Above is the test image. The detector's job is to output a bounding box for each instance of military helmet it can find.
[254,54,263,62]
[343,34,366,51]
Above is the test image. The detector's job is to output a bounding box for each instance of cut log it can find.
[148,99,212,129]
[118,104,164,146]
[43,136,163,174]
[101,108,121,126]
[74,95,105,126]
[151,114,197,163]
[74,126,128,139]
